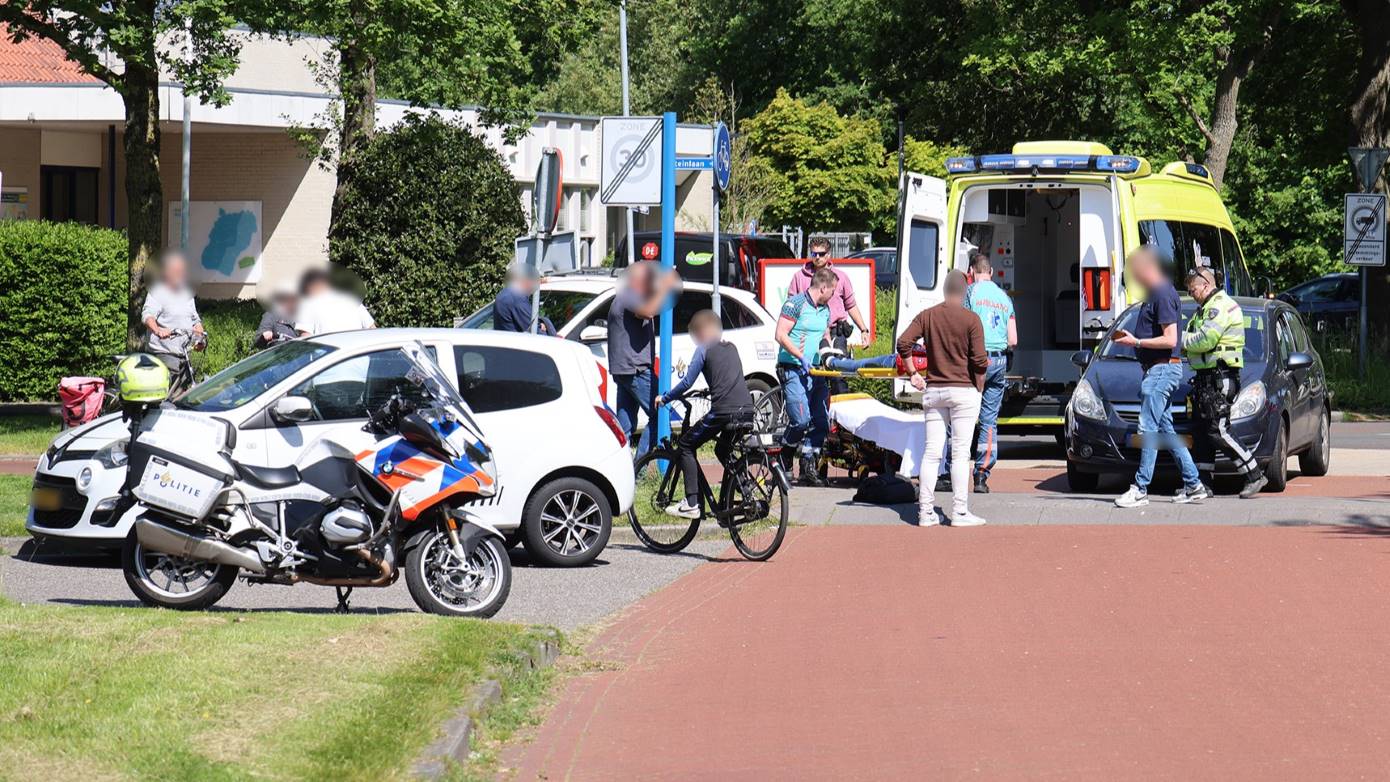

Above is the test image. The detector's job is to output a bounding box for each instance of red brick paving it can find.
[507,525,1390,780]
[0,459,37,476]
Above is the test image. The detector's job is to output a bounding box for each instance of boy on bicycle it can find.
[655,310,754,520]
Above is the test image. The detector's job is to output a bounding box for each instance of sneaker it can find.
[1114,485,1149,508]
[918,509,942,527]
[1172,483,1212,504]
[664,499,700,519]
[934,475,952,492]
[1239,473,1268,499]
[818,347,845,370]
[949,511,987,527]
[973,474,990,494]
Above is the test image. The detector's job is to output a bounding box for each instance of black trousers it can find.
[1191,368,1258,477]
[678,407,753,499]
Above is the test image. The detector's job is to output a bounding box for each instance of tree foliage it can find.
[329,114,524,328]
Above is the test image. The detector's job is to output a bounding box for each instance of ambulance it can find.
[892,140,1256,431]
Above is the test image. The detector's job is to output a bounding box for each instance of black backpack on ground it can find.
[852,473,916,505]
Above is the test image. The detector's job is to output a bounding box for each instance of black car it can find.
[845,246,898,291]
[1277,272,1359,332]
[1065,297,1331,493]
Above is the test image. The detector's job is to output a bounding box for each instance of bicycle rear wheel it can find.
[628,447,701,553]
[720,451,789,561]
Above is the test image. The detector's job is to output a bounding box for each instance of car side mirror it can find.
[270,395,314,424]
[1070,350,1092,368]
[579,325,608,343]
[1287,352,1314,370]
[1280,293,1299,306]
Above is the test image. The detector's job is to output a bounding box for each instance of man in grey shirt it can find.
[141,251,205,376]
[608,261,678,456]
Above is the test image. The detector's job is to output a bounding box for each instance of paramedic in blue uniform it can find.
[958,250,1017,493]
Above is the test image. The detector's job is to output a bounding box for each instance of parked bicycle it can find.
[628,390,791,560]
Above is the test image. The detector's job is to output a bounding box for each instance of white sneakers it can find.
[1172,483,1212,504]
[664,499,701,519]
[950,511,987,527]
[1114,485,1149,508]
[917,508,987,527]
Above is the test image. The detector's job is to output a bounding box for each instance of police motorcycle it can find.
[116,343,511,617]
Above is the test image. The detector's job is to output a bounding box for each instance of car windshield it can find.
[458,290,598,332]
[1098,301,1265,363]
[177,340,336,412]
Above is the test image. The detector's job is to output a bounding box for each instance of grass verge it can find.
[0,415,58,457]
[0,598,555,781]
[0,474,30,537]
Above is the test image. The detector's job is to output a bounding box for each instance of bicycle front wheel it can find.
[720,450,789,561]
[628,447,701,554]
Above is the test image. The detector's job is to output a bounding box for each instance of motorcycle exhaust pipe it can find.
[134,517,265,574]
[294,548,394,587]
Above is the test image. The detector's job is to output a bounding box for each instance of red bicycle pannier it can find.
[58,376,106,428]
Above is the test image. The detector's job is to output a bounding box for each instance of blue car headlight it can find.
[1230,381,1266,420]
[1071,379,1106,421]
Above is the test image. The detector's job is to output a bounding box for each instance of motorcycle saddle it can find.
[236,462,302,489]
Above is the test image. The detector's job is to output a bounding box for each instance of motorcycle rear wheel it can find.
[405,530,512,618]
[121,533,237,610]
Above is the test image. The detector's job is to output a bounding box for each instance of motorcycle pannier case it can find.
[127,410,236,520]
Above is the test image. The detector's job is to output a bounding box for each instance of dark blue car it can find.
[1277,272,1359,332]
[1064,297,1332,494]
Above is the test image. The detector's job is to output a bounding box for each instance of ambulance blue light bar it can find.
[944,154,1142,175]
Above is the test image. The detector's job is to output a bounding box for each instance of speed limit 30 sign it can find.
[600,116,662,206]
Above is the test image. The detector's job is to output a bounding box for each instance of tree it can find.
[266,0,587,248]
[689,78,779,233]
[741,90,894,234]
[1,2,245,346]
[329,113,524,327]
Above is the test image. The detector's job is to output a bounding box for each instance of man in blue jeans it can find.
[958,251,1016,493]
[775,267,839,486]
[607,261,679,457]
[1110,246,1205,507]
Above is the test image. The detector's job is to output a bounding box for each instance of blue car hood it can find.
[1085,359,1266,406]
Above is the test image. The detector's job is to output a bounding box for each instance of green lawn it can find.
[0,599,555,781]
[0,474,30,537]
[0,415,59,457]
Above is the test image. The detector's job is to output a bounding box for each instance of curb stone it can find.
[411,627,562,779]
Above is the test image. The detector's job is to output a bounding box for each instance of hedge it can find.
[0,221,127,401]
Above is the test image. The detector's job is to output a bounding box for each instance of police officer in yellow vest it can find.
[1182,267,1266,498]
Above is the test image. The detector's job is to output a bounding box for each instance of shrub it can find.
[191,298,261,379]
[0,221,127,401]
[330,113,525,327]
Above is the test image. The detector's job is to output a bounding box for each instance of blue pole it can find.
[657,111,676,446]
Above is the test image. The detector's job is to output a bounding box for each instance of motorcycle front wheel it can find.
[405,529,512,618]
[121,533,237,610]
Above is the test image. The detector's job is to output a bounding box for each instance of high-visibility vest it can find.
[1183,289,1245,369]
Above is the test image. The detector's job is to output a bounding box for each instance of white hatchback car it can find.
[457,273,782,420]
[26,329,634,567]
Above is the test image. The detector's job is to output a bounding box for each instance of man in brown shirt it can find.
[895,270,989,527]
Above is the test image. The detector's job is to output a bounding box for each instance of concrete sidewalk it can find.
[505,525,1390,780]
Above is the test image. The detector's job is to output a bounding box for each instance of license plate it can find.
[30,487,62,512]
[1128,433,1194,448]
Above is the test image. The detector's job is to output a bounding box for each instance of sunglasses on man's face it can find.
[810,250,829,258]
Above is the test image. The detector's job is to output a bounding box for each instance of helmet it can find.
[116,354,171,403]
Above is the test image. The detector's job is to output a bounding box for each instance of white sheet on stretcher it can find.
[828,396,929,478]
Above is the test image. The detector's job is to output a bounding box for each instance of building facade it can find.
[0,29,714,298]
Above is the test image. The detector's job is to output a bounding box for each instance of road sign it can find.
[533,149,563,235]
[713,122,731,191]
[1348,147,1390,192]
[600,116,662,205]
[1344,193,1387,267]
[674,156,711,170]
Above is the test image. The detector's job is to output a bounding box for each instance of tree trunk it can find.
[328,7,378,250]
[122,61,162,349]
[1345,0,1390,335]
[1202,58,1245,190]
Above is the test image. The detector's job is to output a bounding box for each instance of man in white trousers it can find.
[894,270,989,526]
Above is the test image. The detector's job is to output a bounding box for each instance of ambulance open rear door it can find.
[892,172,949,402]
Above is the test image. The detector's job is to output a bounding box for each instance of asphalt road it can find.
[0,538,729,631]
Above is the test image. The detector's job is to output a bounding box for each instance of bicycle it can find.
[628,390,791,561]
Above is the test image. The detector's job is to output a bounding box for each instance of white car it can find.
[456,273,782,418]
[26,329,634,567]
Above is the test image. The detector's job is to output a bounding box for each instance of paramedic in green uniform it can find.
[1182,266,1266,498]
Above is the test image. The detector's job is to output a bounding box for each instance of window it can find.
[1101,303,1265,363]
[907,219,939,290]
[458,304,496,330]
[721,299,760,330]
[538,290,599,331]
[1285,311,1313,353]
[41,166,99,225]
[1141,220,1253,296]
[453,346,562,413]
[1218,231,1253,296]
[1295,278,1343,303]
[672,291,711,334]
[1274,315,1295,367]
[579,189,592,232]
[289,349,433,422]
[177,341,336,413]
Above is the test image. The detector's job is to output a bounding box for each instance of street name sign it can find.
[601,116,662,205]
[1344,192,1387,267]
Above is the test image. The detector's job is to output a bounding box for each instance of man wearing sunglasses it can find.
[786,237,873,395]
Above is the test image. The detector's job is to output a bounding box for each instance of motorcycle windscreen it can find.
[397,342,498,490]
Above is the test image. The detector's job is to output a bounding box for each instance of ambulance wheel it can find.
[1066,461,1099,492]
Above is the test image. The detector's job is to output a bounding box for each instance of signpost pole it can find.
[1360,264,1369,378]
[711,126,721,318]
[618,0,636,268]
[657,112,676,447]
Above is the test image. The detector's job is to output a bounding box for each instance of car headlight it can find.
[94,439,129,469]
[1230,381,1266,420]
[1071,379,1106,421]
